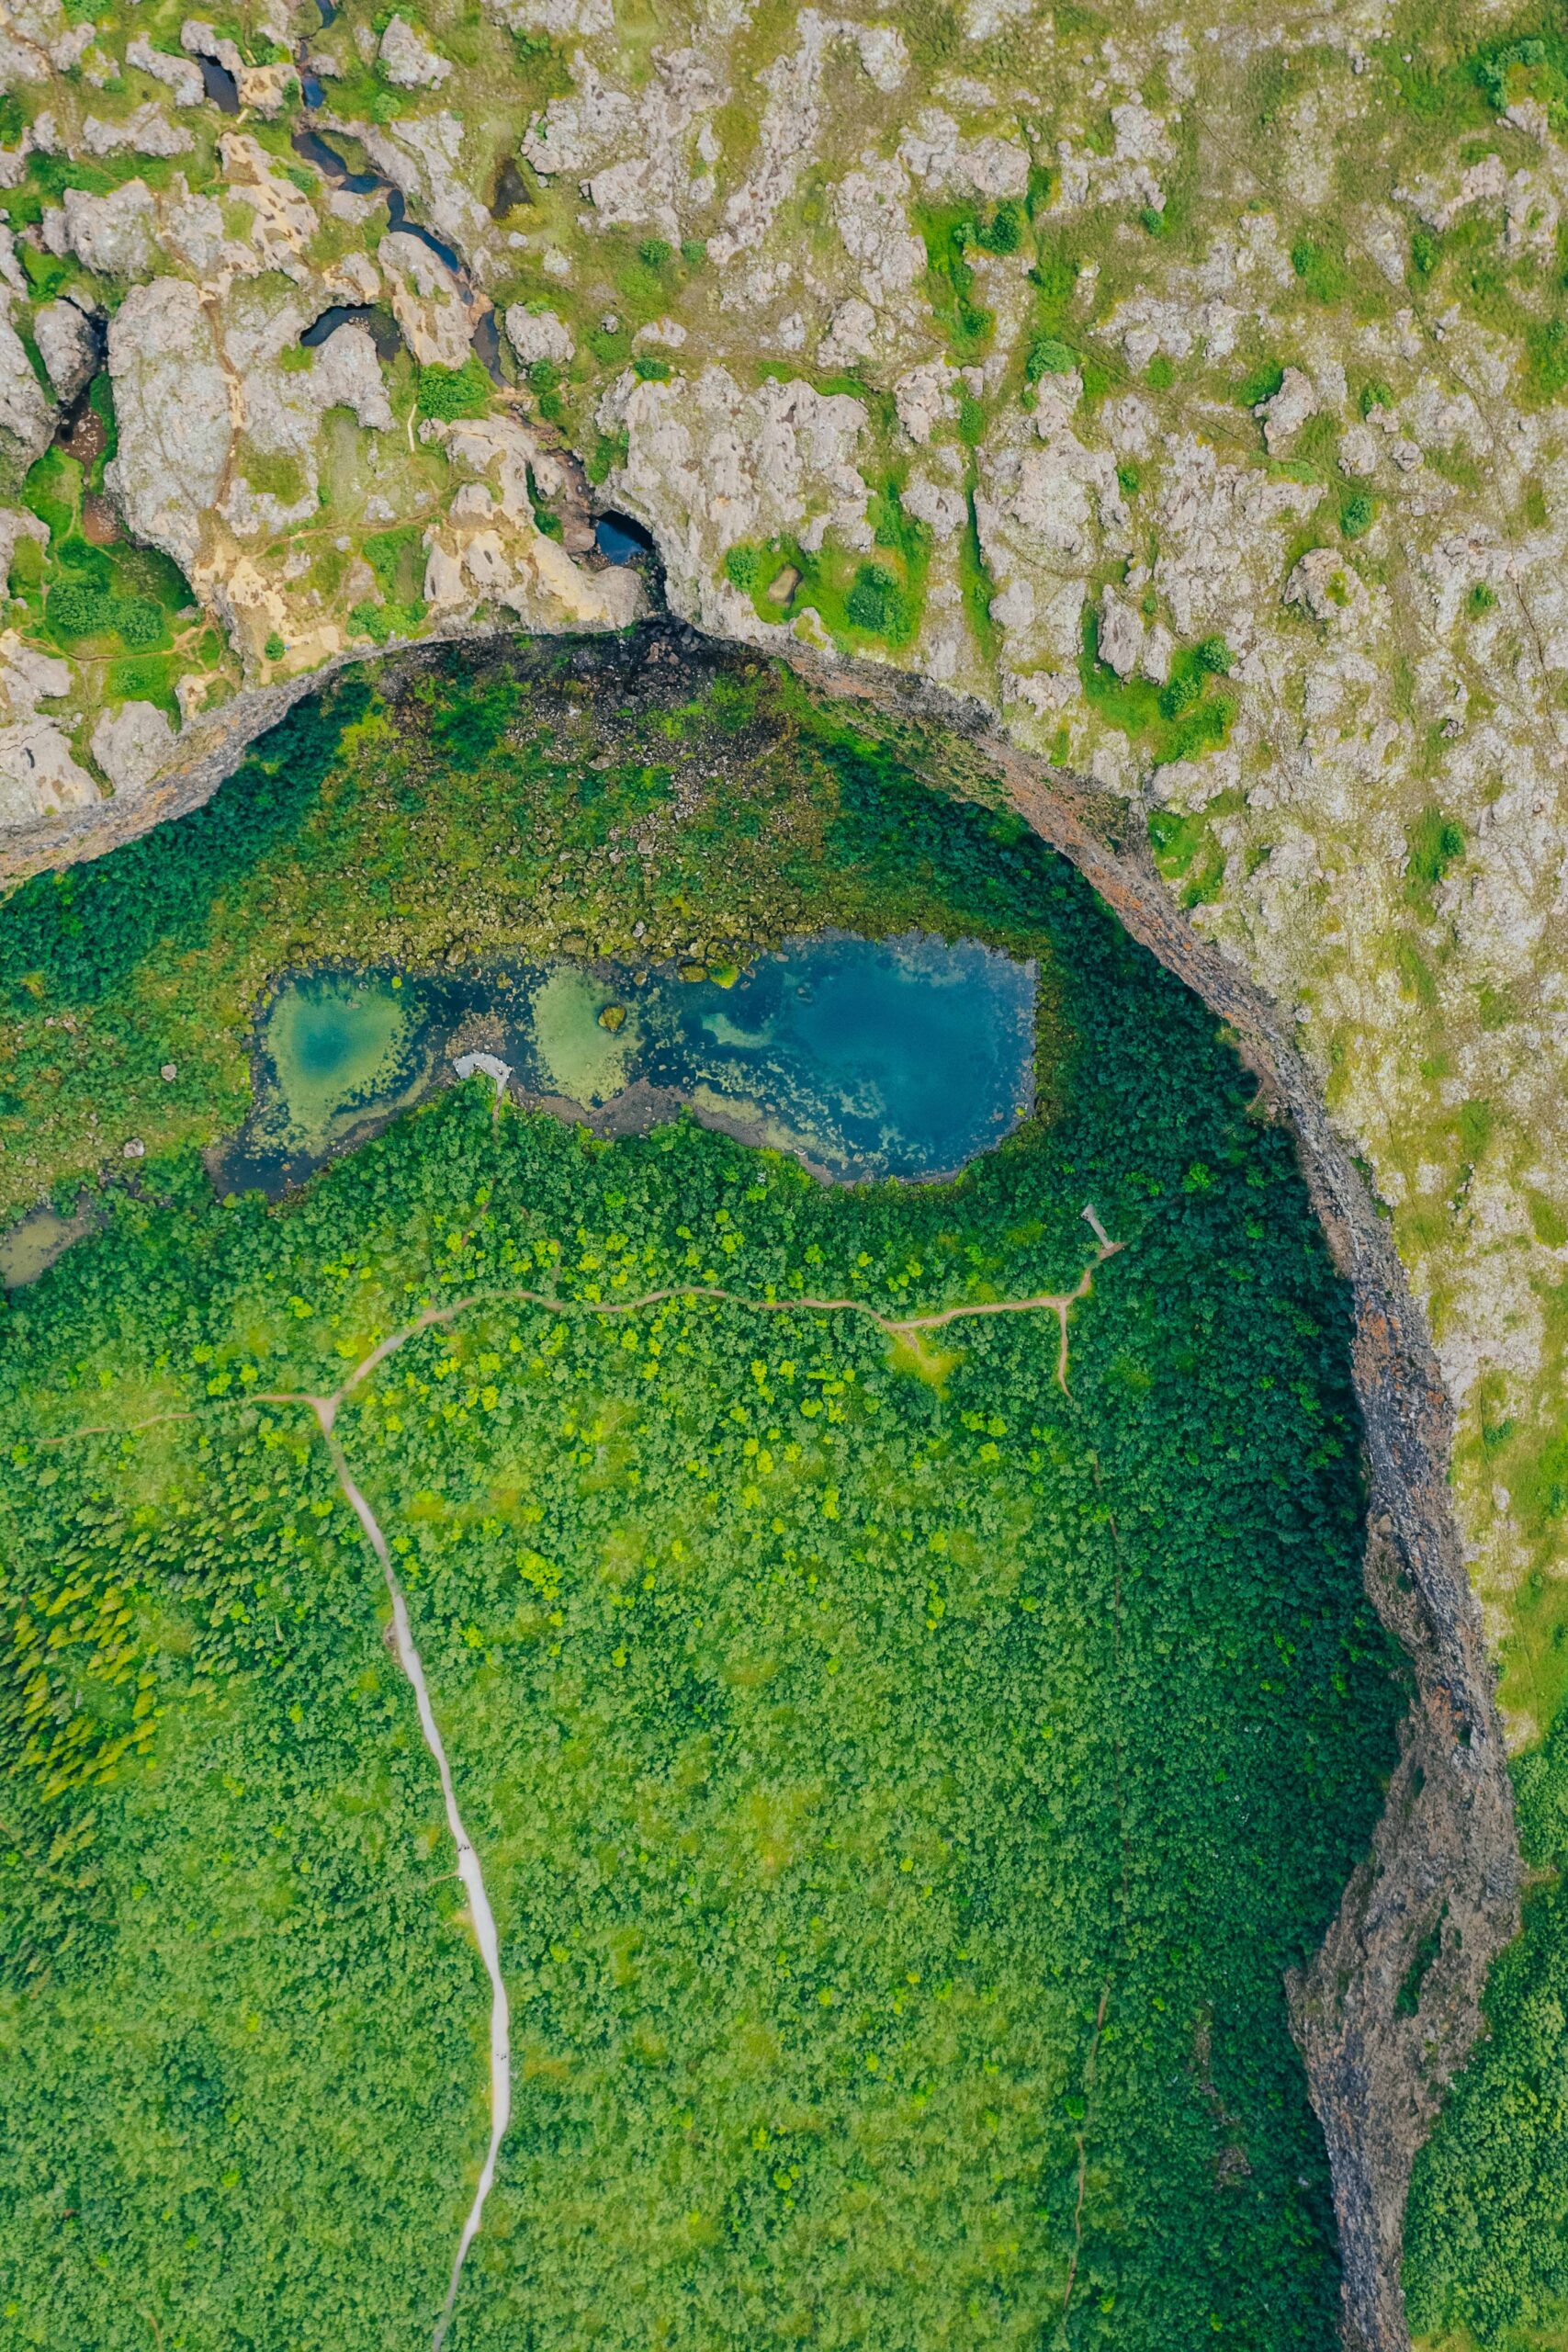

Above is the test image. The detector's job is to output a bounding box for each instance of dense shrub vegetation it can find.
[0,686,1399,2347]
[1406,1705,1568,2345]
[0,682,370,1016]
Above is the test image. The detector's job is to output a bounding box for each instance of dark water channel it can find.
[300,302,403,361]
[213,933,1036,1199]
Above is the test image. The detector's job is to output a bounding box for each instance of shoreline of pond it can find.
[209,931,1039,1203]
[3,927,1042,1288]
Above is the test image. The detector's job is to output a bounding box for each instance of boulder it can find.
[61,181,159,277]
[379,16,452,88]
[91,699,179,795]
[33,300,98,404]
[505,304,574,367]
[1257,367,1316,454]
[1096,587,1145,679]
[1284,546,1366,624]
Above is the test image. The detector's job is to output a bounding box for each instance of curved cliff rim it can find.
[0,615,1522,2352]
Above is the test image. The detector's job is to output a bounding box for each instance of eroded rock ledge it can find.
[0,618,1525,2350]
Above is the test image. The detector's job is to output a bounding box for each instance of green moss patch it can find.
[1080,615,1238,769]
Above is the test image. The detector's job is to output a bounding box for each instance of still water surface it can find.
[215,933,1036,1197]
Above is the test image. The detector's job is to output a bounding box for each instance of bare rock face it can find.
[125,36,205,107]
[1258,366,1318,453]
[90,700,179,797]
[484,0,613,28]
[0,718,97,826]
[378,230,471,368]
[420,412,647,631]
[0,636,71,719]
[505,305,575,367]
[105,277,231,575]
[596,367,872,632]
[1096,587,1145,680]
[32,298,97,403]
[378,14,451,89]
[81,103,193,160]
[58,181,160,277]
[0,300,54,462]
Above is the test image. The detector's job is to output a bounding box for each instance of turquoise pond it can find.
[213,933,1037,1197]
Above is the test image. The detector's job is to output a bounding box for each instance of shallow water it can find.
[0,1200,99,1290]
[593,514,655,565]
[214,933,1035,1198]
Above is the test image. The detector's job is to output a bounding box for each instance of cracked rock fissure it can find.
[0,618,1525,2352]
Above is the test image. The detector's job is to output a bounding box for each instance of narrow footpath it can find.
[315,1394,513,2352]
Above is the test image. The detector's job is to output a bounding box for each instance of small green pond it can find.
[213,933,1036,1197]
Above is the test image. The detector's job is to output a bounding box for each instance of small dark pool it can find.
[293,126,381,196]
[300,303,402,361]
[199,54,239,113]
[473,307,505,384]
[595,513,655,565]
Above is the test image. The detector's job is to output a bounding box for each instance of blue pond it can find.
[214,933,1036,1198]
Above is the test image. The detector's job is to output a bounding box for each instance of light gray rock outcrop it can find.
[1258,366,1318,453]
[0,718,97,826]
[0,637,70,718]
[597,365,872,630]
[505,305,575,367]
[60,180,159,277]
[125,35,206,107]
[378,15,451,88]
[105,277,231,574]
[0,300,54,463]
[1096,587,1145,679]
[0,510,48,590]
[33,299,98,403]
[91,699,179,795]
[82,104,192,159]
[483,0,613,28]
[378,231,471,368]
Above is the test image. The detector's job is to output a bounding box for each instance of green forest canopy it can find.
[0,665,1404,2346]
